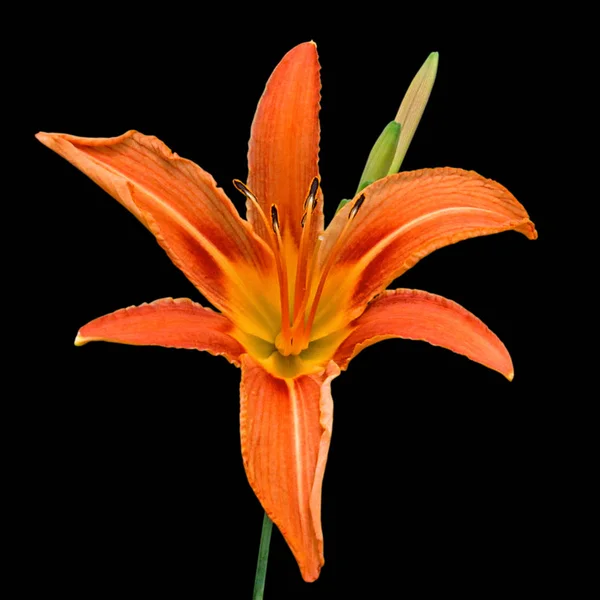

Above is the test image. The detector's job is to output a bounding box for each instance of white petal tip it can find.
[74,334,88,347]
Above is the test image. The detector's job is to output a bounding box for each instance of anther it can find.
[271,205,280,234]
[233,179,257,204]
[303,177,320,211]
[348,193,366,220]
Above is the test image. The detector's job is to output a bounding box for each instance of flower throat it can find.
[234,178,365,357]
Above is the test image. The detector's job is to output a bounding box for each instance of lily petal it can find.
[315,168,537,337]
[75,298,245,365]
[240,355,339,582]
[335,289,514,379]
[247,42,323,249]
[36,131,279,339]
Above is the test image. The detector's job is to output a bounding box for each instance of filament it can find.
[299,193,366,347]
[293,177,319,323]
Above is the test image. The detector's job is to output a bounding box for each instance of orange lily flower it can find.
[36,42,536,582]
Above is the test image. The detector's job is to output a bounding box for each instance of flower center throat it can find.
[234,178,365,358]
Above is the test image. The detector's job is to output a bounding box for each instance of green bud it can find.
[355,121,401,195]
[389,51,439,174]
[336,52,438,214]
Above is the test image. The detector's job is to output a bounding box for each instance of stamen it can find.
[292,177,320,332]
[303,177,319,211]
[233,180,292,354]
[300,180,319,229]
[348,193,366,220]
[270,203,292,354]
[233,178,258,203]
[232,179,273,243]
[271,204,280,234]
[300,193,366,348]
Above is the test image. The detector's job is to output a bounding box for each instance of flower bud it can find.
[356,120,401,194]
[389,51,439,174]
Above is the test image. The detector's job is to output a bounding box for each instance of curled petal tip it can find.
[333,289,517,380]
[35,131,51,144]
[74,333,88,347]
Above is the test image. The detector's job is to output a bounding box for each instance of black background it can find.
[19,9,573,598]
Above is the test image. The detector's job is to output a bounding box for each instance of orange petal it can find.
[240,355,339,582]
[247,42,323,249]
[36,131,279,339]
[75,298,245,365]
[335,288,514,379]
[314,168,537,337]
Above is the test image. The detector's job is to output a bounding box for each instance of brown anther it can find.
[271,204,280,234]
[303,177,320,211]
[348,193,366,220]
[232,179,257,204]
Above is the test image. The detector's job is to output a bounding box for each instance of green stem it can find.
[253,512,273,600]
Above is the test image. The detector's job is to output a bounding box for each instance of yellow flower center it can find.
[231,179,366,379]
